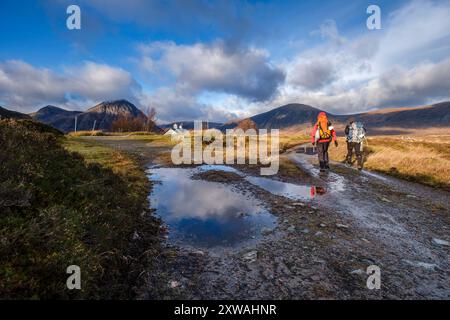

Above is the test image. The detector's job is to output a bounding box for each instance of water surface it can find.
[148,167,276,249]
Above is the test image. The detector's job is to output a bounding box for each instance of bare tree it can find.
[145,107,157,132]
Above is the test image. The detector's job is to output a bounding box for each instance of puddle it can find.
[197,164,242,174]
[245,176,326,201]
[148,167,276,249]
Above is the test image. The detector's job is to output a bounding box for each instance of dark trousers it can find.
[317,141,330,168]
[346,142,363,167]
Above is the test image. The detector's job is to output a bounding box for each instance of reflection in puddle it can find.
[245,176,326,200]
[197,164,242,175]
[148,168,276,249]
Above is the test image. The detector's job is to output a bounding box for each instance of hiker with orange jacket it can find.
[311,112,338,172]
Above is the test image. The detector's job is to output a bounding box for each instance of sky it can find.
[1,0,450,123]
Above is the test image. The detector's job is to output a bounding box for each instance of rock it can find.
[293,202,306,207]
[262,269,274,280]
[406,194,417,199]
[319,223,327,228]
[242,251,258,263]
[314,231,323,237]
[169,280,180,289]
[132,231,141,240]
[287,225,296,232]
[336,223,349,229]
[311,206,318,210]
[432,238,450,246]
[361,238,370,243]
[350,269,364,275]
[403,260,438,271]
[302,228,310,234]
[310,275,320,281]
[191,250,205,256]
[380,197,392,203]
[283,219,290,224]
[261,227,273,235]
[308,211,315,214]
[276,261,292,276]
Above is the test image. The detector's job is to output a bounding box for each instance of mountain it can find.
[356,101,450,128]
[0,106,31,120]
[219,103,346,131]
[220,101,450,133]
[30,100,147,132]
[75,100,147,132]
[31,105,82,132]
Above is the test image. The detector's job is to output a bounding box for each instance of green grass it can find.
[0,119,162,299]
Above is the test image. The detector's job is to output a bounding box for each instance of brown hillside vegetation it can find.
[0,119,162,298]
[328,135,450,190]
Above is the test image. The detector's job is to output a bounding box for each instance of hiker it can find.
[344,118,366,170]
[311,112,337,172]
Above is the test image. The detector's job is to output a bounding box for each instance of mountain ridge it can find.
[219,101,450,132]
[30,100,147,132]
[0,106,32,120]
[3,99,449,133]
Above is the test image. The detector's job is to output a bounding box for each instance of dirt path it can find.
[88,137,449,299]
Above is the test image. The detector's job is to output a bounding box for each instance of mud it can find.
[87,137,450,299]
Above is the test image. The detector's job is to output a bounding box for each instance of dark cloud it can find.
[138,41,285,102]
[289,59,336,90]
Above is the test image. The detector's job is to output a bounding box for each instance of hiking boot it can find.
[325,163,330,169]
[319,161,326,172]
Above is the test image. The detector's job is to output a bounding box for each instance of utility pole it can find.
[92,120,97,132]
[74,116,77,132]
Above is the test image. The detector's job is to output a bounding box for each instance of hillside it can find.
[0,118,162,298]
[356,101,450,128]
[0,106,31,120]
[221,101,450,132]
[31,105,82,132]
[30,100,147,132]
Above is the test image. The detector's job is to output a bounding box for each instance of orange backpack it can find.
[317,113,331,140]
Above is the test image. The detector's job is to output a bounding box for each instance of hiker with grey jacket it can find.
[345,118,366,170]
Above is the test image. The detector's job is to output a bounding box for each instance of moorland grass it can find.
[0,119,162,299]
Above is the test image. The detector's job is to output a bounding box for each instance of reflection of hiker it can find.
[311,112,337,172]
[345,118,366,170]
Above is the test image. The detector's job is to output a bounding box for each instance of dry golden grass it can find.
[328,136,450,190]
[67,130,106,136]
[279,133,310,152]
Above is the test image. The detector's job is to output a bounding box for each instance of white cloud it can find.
[272,0,450,114]
[311,19,346,46]
[375,0,450,69]
[287,58,337,90]
[137,41,285,102]
[0,60,141,112]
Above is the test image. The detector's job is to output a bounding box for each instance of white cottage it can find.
[164,123,189,140]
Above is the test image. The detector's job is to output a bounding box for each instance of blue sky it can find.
[1,0,450,122]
